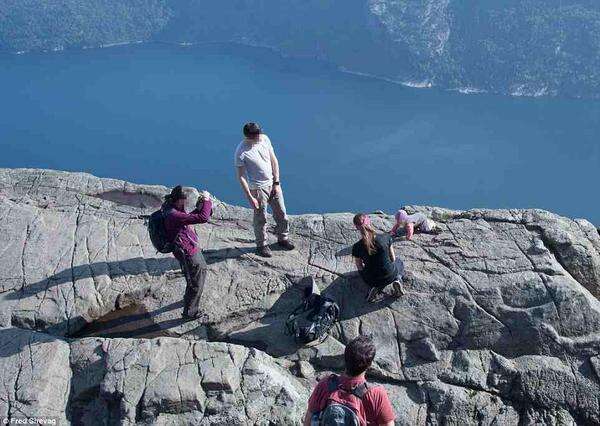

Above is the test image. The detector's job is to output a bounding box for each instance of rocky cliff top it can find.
[1,168,600,425]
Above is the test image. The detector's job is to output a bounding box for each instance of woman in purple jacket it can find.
[163,186,213,319]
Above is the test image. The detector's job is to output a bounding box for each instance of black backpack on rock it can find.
[285,280,340,344]
[148,207,173,254]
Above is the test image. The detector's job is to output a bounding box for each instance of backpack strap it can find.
[327,375,368,399]
[350,382,369,399]
[327,374,340,393]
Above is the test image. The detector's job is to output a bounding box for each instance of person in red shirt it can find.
[303,336,396,426]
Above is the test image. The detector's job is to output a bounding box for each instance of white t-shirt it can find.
[234,134,274,189]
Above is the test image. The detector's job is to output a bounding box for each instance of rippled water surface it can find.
[1,43,599,224]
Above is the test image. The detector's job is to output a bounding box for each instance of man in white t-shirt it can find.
[235,122,295,257]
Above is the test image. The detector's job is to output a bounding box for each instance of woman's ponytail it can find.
[353,213,377,255]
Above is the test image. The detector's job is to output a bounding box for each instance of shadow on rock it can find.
[204,246,256,265]
[211,282,307,356]
[12,247,259,302]
[0,327,61,358]
[6,257,180,300]
[323,273,398,321]
[8,249,256,338]
[216,273,397,357]
[70,300,187,339]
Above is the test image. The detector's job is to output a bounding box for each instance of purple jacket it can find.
[164,199,213,259]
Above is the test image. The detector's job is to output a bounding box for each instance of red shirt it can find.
[307,375,395,425]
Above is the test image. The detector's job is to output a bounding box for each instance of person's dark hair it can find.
[344,335,376,376]
[243,122,262,138]
[164,185,187,204]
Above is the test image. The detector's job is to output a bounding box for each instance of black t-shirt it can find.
[352,233,398,288]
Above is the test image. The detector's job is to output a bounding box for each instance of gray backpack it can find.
[312,375,369,426]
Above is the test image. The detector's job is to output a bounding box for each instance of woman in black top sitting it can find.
[351,213,405,302]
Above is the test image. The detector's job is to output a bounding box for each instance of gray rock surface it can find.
[1,168,600,424]
[0,328,71,424]
[68,336,309,425]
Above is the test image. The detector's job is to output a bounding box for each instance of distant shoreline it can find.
[0,40,584,101]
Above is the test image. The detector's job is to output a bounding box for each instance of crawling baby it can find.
[390,209,439,240]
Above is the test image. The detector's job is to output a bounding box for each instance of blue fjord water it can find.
[1,43,599,224]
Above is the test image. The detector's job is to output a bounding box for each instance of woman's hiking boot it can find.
[257,246,273,258]
[392,280,405,297]
[366,287,381,303]
[277,240,295,251]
